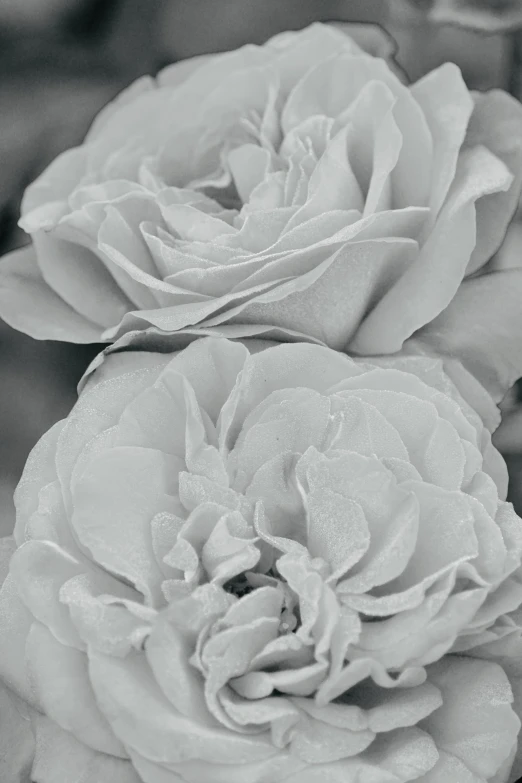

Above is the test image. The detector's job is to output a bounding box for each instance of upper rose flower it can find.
[0,23,521,353]
[1,338,521,782]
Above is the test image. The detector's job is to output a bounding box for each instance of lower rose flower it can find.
[1,338,521,782]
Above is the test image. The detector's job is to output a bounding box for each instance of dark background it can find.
[1,0,521,535]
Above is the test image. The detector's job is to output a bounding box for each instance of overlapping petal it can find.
[0,23,520,377]
[0,338,520,782]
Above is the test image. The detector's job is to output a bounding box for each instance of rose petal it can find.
[0,555,36,707]
[280,728,438,782]
[145,614,217,727]
[410,63,473,219]
[0,679,35,782]
[60,574,153,657]
[30,712,140,783]
[465,90,522,275]
[129,747,300,783]
[288,711,375,763]
[168,337,249,423]
[225,238,420,350]
[410,268,522,403]
[218,343,358,451]
[9,541,85,650]
[0,245,101,343]
[11,421,64,545]
[418,656,520,781]
[71,447,179,605]
[26,621,125,757]
[33,231,132,328]
[88,650,277,765]
[351,144,513,354]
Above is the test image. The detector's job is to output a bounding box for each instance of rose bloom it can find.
[1,337,522,783]
[0,23,521,353]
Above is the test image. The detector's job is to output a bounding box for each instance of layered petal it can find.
[0,23,519,396]
[2,339,521,782]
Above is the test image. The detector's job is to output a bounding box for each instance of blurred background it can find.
[1,0,522,536]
